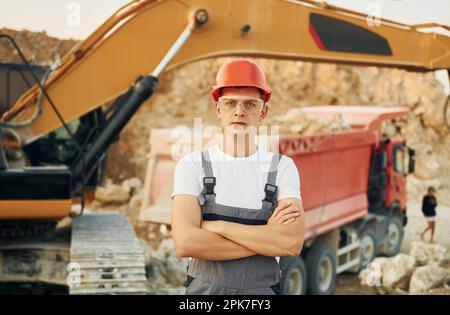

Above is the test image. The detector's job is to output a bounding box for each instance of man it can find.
[420,186,438,243]
[171,59,305,295]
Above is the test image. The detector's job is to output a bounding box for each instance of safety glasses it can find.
[217,95,264,113]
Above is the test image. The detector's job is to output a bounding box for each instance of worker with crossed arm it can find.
[171,59,305,295]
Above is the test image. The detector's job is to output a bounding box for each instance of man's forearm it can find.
[211,221,300,257]
[178,227,258,261]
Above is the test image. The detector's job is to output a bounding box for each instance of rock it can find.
[139,239,188,292]
[156,286,186,295]
[95,181,130,204]
[359,257,390,294]
[139,240,168,291]
[0,28,77,65]
[165,256,189,286]
[134,222,162,250]
[410,241,450,267]
[271,108,350,136]
[409,265,450,294]
[381,254,416,290]
[88,201,129,216]
[127,194,143,223]
[414,154,441,180]
[158,238,177,258]
[122,177,143,196]
[359,255,417,294]
[160,224,172,239]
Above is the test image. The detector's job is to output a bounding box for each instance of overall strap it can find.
[201,150,216,205]
[261,153,281,213]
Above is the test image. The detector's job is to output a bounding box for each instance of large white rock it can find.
[381,254,416,290]
[95,181,130,204]
[359,257,390,294]
[409,265,450,294]
[410,241,450,267]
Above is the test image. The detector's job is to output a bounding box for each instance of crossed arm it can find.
[171,195,305,260]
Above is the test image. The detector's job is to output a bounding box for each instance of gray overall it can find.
[185,150,282,295]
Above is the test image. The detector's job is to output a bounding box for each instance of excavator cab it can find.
[0,125,72,223]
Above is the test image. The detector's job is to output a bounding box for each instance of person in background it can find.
[420,186,437,243]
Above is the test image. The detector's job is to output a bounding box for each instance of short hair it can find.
[428,186,435,192]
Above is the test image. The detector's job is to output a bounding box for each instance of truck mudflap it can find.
[68,213,148,295]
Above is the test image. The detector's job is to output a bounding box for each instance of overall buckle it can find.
[263,183,278,203]
[203,177,216,196]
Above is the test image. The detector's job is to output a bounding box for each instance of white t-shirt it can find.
[171,144,301,208]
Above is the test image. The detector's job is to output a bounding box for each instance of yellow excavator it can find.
[0,0,449,294]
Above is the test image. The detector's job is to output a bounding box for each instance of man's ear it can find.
[215,103,221,116]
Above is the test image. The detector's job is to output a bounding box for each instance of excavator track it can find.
[0,220,57,240]
[68,213,149,295]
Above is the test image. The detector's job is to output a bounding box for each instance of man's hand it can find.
[267,199,301,225]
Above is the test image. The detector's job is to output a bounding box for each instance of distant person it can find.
[420,186,437,243]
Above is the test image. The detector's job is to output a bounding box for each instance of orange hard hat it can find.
[211,59,271,103]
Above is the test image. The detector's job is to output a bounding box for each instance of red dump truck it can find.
[139,105,415,295]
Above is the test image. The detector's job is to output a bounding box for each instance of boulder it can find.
[410,241,450,267]
[127,194,143,223]
[139,239,169,293]
[359,257,390,294]
[95,180,130,204]
[381,254,416,290]
[409,265,450,294]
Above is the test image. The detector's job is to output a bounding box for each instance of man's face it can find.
[215,87,268,135]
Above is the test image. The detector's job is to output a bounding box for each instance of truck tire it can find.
[383,216,404,257]
[305,243,336,295]
[280,256,307,295]
[358,226,377,270]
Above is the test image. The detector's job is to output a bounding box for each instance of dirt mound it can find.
[0,28,78,65]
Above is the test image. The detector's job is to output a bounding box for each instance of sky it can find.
[1,0,449,40]
[0,0,449,91]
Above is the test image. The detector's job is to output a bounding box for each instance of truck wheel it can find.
[359,227,377,269]
[280,256,307,295]
[383,216,404,257]
[305,243,336,295]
